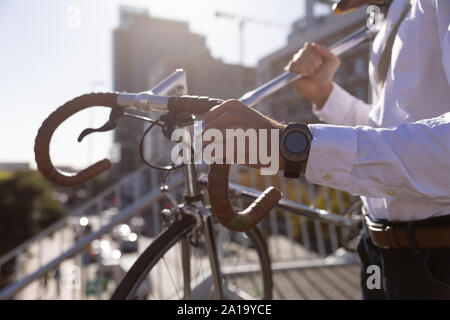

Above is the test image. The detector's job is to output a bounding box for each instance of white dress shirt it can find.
[305,0,450,221]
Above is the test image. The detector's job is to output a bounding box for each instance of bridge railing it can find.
[0,165,360,300]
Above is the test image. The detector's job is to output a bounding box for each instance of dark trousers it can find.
[358,227,450,299]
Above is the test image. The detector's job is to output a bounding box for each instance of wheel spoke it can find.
[112,215,271,300]
[162,253,181,299]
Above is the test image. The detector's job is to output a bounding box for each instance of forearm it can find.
[305,112,450,200]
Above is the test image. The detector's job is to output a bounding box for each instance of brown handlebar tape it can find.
[168,95,223,115]
[208,164,282,232]
[34,92,119,187]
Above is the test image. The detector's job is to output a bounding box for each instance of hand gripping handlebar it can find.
[168,96,282,232]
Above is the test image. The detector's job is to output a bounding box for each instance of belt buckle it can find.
[364,215,396,249]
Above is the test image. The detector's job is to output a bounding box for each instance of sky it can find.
[0,0,328,170]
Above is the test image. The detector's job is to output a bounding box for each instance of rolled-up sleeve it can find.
[305,112,450,200]
[313,82,373,126]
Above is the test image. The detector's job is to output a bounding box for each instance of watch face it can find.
[280,124,312,163]
[285,131,308,154]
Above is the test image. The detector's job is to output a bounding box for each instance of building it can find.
[112,6,255,175]
[256,4,370,124]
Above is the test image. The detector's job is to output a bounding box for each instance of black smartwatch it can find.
[279,123,312,179]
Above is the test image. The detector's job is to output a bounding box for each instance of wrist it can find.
[301,148,310,175]
[311,82,333,110]
[277,123,287,171]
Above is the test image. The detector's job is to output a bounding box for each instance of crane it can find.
[214,11,288,65]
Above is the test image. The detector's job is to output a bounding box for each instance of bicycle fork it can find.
[203,215,224,299]
[180,154,224,299]
[179,213,224,300]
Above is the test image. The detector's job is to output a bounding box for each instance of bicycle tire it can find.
[111,214,272,300]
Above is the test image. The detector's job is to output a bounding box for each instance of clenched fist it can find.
[285,42,340,109]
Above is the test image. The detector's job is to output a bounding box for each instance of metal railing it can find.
[227,167,360,261]
[0,172,183,300]
[0,164,152,281]
[0,164,359,299]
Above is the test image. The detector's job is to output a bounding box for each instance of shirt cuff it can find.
[312,82,354,125]
[305,123,357,192]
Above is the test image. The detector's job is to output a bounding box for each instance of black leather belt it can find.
[363,213,450,250]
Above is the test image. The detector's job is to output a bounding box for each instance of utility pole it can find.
[214,11,287,65]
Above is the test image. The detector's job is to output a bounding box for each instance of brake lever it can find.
[78,107,124,142]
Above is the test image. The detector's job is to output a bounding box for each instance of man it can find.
[203,0,450,299]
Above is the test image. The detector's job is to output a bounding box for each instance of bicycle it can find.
[34,26,374,300]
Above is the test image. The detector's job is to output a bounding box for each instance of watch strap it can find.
[280,123,312,179]
[284,159,303,179]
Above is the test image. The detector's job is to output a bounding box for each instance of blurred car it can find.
[119,232,138,253]
[129,216,145,234]
[112,224,130,241]
[82,239,120,265]
[75,216,93,242]
[101,207,118,223]
[112,224,138,253]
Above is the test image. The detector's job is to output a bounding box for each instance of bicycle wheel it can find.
[111,214,272,300]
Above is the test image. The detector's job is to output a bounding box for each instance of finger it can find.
[289,62,314,77]
[290,52,322,76]
[203,121,255,151]
[309,48,324,70]
[313,43,331,57]
[202,124,246,145]
[286,49,305,72]
[203,103,228,123]
[313,44,339,64]
[203,99,242,123]
[284,61,292,72]
[204,132,255,166]
[204,111,248,133]
[292,76,312,90]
